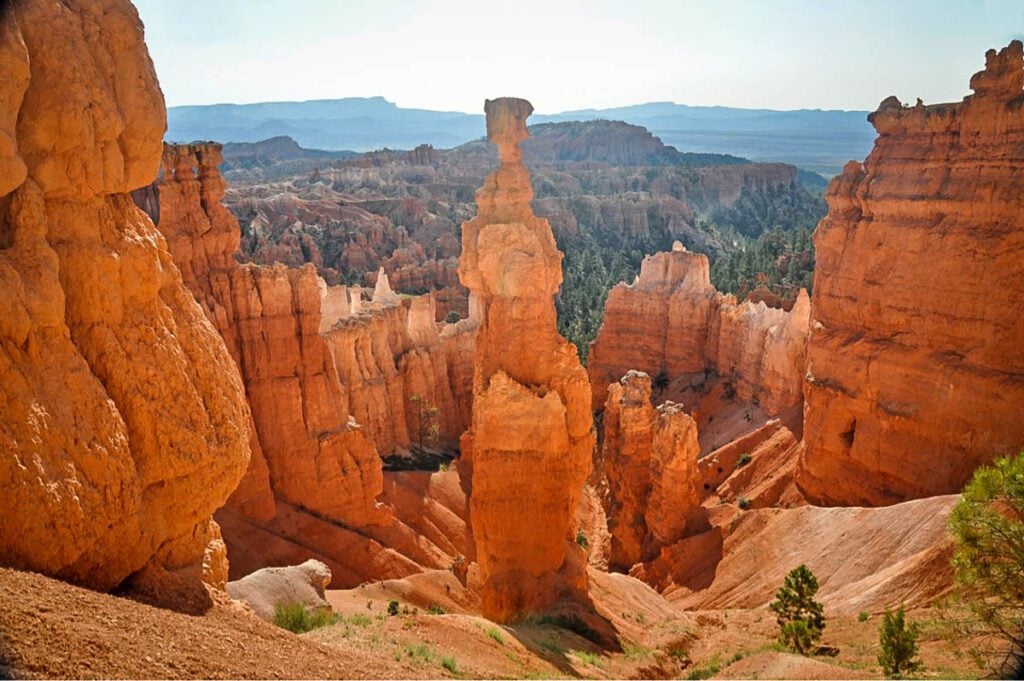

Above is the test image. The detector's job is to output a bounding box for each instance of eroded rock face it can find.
[799,41,1024,505]
[588,245,810,415]
[0,0,249,590]
[154,141,478,581]
[459,98,594,622]
[602,372,702,571]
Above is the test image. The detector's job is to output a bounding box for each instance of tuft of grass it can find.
[686,654,722,680]
[346,612,373,627]
[441,656,458,674]
[858,611,870,622]
[624,643,654,660]
[571,649,602,667]
[404,643,437,665]
[487,627,506,645]
[427,604,447,615]
[272,602,339,634]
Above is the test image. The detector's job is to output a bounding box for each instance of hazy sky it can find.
[134,0,1024,114]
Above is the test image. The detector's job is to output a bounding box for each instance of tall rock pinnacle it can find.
[458,98,595,622]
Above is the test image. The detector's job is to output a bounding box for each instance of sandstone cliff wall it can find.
[798,41,1024,504]
[0,0,249,590]
[588,243,809,414]
[154,141,477,579]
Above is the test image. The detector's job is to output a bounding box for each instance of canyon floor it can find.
[0,567,987,680]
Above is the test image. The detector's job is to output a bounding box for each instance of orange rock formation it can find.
[588,243,810,415]
[602,372,703,571]
[458,98,595,622]
[799,41,1024,505]
[153,141,478,582]
[0,0,249,590]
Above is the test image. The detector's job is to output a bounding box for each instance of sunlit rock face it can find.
[155,141,482,581]
[798,41,1024,505]
[458,98,595,622]
[601,371,702,571]
[0,0,249,591]
[588,245,810,416]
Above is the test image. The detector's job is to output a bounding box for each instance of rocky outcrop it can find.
[459,98,594,622]
[588,243,810,413]
[602,372,703,571]
[799,41,1024,505]
[0,0,249,591]
[226,559,332,621]
[154,141,478,581]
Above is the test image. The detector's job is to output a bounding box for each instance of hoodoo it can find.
[459,98,595,622]
[798,40,1024,505]
[0,0,250,591]
[588,245,810,416]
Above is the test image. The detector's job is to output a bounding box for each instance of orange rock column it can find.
[459,98,594,622]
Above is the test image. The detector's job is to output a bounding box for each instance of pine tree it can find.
[878,604,922,678]
[770,564,825,654]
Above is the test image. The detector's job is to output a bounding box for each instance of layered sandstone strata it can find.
[0,0,249,590]
[798,41,1024,505]
[588,243,810,414]
[154,141,477,580]
[459,98,595,622]
[602,372,703,571]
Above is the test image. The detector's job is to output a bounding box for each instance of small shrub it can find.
[737,453,752,467]
[858,611,870,622]
[575,529,589,550]
[427,604,447,615]
[387,599,400,616]
[347,613,372,627]
[444,311,461,324]
[878,604,922,678]
[737,497,751,510]
[273,602,339,634]
[770,564,825,655]
[487,627,505,645]
[366,600,373,610]
[440,656,458,673]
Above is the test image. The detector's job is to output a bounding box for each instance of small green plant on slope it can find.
[769,564,825,655]
[947,451,1024,677]
[273,602,339,634]
[387,599,400,616]
[575,529,589,550]
[440,656,458,673]
[858,611,870,622]
[487,627,505,645]
[878,604,922,678]
[737,452,752,467]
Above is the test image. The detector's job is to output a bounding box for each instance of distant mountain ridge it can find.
[167,96,875,176]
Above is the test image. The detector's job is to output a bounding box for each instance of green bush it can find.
[444,311,461,324]
[387,599,400,616]
[878,604,921,678]
[858,611,870,622]
[737,497,751,510]
[947,451,1024,676]
[737,453,752,467]
[575,529,589,550]
[440,656,458,673]
[272,602,339,634]
[769,565,825,654]
[427,604,447,615]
